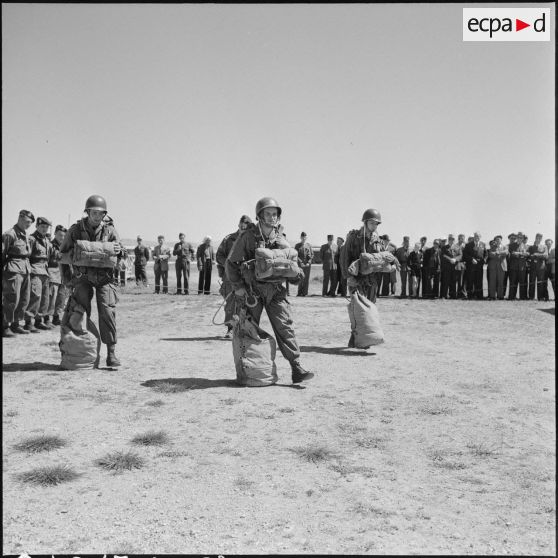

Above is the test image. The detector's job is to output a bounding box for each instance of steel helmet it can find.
[255,197,282,219]
[361,208,382,224]
[84,194,107,212]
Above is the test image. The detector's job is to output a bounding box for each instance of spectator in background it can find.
[425,239,441,299]
[486,238,507,300]
[395,236,411,299]
[334,237,347,297]
[545,239,555,300]
[507,232,528,300]
[528,233,548,301]
[319,234,338,297]
[46,225,70,326]
[408,242,423,298]
[152,235,171,294]
[295,232,313,297]
[134,236,150,288]
[454,233,467,298]
[378,234,395,297]
[440,234,458,299]
[173,232,195,295]
[463,232,486,300]
[197,236,215,295]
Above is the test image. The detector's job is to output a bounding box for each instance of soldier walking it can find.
[173,233,195,294]
[2,209,34,337]
[24,217,54,331]
[59,195,126,367]
[216,215,252,337]
[226,197,314,384]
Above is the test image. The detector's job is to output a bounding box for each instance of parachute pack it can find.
[231,308,278,387]
[348,251,395,276]
[347,292,385,349]
[254,247,301,282]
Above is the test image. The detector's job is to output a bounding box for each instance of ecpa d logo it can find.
[463,8,551,41]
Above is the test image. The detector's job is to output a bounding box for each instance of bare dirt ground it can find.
[3,269,555,555]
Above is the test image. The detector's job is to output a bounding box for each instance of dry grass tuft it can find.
[234,476,256,490]
[420,403,453,416]
[292,444,338,464]
[131,430,169,446]
[466,440,501,457]
[5,410,18,417]
[13,434,68,453]
[95,450,145,472]
[145,399,165,407]
[429,449,467,470]
[16,465,80,486]
[150,382,192,393]
[157,450,189,459]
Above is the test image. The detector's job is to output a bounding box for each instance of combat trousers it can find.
[322,268,336,296]
[2,271,30,326]
[134,264,148,285]
[247,282,300,363]
[297,265,311,296]
[219,279,235,324]
[71,274,118,345]
[24,274,50,322]
[48,282,70,317]
[198,261,212,294]
[176,260,190,294]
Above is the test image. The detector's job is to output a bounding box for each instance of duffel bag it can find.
[232,309,278,387]
[71,240,118,268]
[347,292,384,349]
[254,247,301,281]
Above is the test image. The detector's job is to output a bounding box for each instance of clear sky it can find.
[2,3,555,247]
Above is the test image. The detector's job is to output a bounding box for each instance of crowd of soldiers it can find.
[2,194,555,382]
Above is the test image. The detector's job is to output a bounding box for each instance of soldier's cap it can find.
[448,234,455,239]
[403,236,410,241]
[137,235,142,241]
[508,233,516,239]
[55,225,67,233]
[36,217,52,226]
[494,235,503,240]
[440,238,447,243]
[327,234,334,240]
[239,215,252,225]
[19,209,35,222]
[300,232,307,237]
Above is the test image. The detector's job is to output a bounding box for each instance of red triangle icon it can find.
[516,19,530,31]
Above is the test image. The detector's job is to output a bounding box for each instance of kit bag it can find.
[232,309,278,387]
[59,301,101,370]
[68,240,118,268]
[347,292,385,348]
[254,247,300,281]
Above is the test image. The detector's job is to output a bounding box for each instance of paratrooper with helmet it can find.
[59,194,127,367]
[225,197,314,384]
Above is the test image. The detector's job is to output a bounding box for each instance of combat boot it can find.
[24,321,39,333]
[10,322,29,334]
[52,314,61,326]
[35,318,51,330]
[106,344,121,367]
[43,316,55,329]
[291,360,314,384]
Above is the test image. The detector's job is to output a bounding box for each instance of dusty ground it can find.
[2,269,555,555]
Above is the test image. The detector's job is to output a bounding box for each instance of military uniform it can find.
[173,240,195,294]
[2,221,32,331]
[25,223,54,328]
[226,223,301,364]
[60,217,125,346]
[217,231,241,326]
[46,235,70,325]
[340,227,382,303]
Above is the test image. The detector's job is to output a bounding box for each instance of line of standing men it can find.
[3,210,71,337]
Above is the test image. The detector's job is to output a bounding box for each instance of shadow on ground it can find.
[2,362,62,372]
[300,345,376,356]
[160,336,228,342]
[141,378,304,390]
[538,307,555,315]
